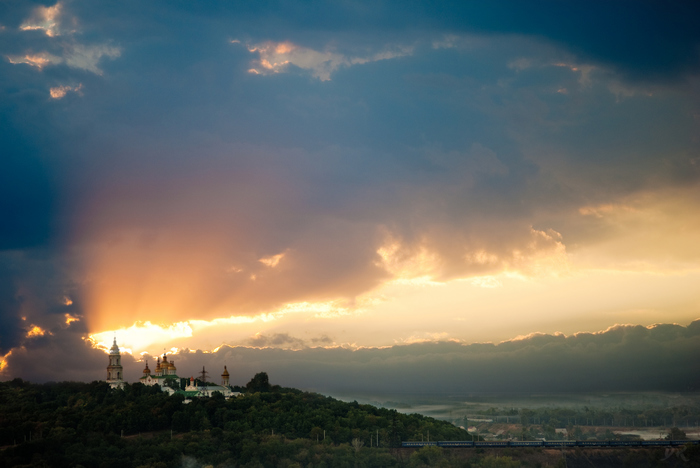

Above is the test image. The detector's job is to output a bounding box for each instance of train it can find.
[402,439,699,448]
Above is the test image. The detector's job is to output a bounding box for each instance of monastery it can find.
[106,337,239,398]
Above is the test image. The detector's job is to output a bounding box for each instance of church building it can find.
[106,338,238,398]
[139,353,181,388]
[106,337,125,389]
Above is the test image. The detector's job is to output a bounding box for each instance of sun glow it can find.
[89,321,194,354]
[0,350,12,372]
[87,298,369,355]
[65,314,80,325]
[26,326,50,338]
[259,251,286,268]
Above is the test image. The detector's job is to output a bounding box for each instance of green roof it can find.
[140,374,181,380]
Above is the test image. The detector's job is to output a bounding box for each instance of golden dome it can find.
[221,365,229,377]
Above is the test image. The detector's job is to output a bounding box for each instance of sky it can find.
[1,1,699,393]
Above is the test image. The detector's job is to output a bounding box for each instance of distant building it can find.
[105,340,239,399]
[139,353,181,388]
[181,375,240,398]
[106,337,125,389]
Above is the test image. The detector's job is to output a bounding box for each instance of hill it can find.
[3,377,698,467]
[0,376,467,467]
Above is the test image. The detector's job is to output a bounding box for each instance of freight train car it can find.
[401,439,699,448]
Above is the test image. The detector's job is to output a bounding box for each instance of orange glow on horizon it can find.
[77,226,265,332]
[87,298,360,355]
[74,172,700,355]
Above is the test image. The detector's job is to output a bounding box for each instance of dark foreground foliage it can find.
[2,378,698,467]
[0,377,466,467]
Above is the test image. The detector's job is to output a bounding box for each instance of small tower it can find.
[221,366,230,387]
[139,360,152,385]
[199,366,209,383]
[106,336,125,389]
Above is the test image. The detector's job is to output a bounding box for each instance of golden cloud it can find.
[50,83,83,99]
[20,2,62,37]
[239,40,413,81]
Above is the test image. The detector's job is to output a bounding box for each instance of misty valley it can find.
[336,391,700,443]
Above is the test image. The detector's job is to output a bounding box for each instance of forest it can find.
[0,375,467,467]
[2,376,699,468]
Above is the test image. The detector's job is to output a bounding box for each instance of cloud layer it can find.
[4,320,699,394]
[1,1,699,380]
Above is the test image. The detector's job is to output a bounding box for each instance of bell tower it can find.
[221,365,230,387]
[106,336,125,389]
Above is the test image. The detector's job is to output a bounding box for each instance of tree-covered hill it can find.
[0,376,469,467]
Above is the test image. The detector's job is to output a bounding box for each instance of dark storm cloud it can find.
[99,1,699,80]
[0,249,84,355]
[0,60,57,251]
[0,265,24,355]
[245,333,333,349]
[9,319,696,394]
[0,156,53,250]
[2,317,137,383]
[1,0,699,376]
[182,320,700,394]
[415,1,700,82]
[224,1,699,80]
[247,333,306,349]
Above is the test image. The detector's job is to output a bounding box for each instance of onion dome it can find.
[143,361,150,375]
[221,366,229,377]
[155,357,161,372]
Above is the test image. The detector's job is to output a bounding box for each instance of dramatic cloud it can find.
[5,2,121,76]
[241,39,413,80]
[7,51,62,69]
[166,321,700,394]
[20,2,63,37]
[1,1,699,386]
[49,83,82,99]
[4,320,698,395]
